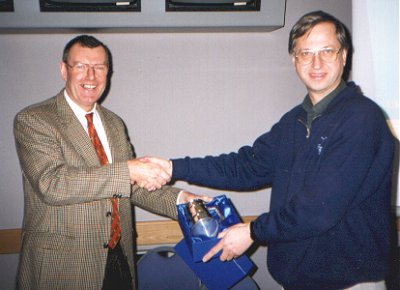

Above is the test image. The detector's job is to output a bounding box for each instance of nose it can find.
[311,52,322,68]
[86,66,96,79]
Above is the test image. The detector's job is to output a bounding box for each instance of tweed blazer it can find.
[14,90,180,290]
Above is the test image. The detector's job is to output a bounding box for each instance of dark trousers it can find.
[102,243,133,290]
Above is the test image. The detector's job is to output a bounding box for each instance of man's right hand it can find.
[140,156,173,177]
[127,159,171,191]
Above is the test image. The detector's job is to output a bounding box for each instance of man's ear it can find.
[60,61,67,81]
[341,49,348,66]
[290,53,297,67]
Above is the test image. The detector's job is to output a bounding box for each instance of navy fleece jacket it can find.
[172,82,395,290]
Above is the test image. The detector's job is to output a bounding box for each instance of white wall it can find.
[0,1,355,289]
[352,0,399,206]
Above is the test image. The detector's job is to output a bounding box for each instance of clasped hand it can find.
[127,157,172,191]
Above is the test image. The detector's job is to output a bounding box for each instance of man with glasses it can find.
[13,35,210,290]
[147,11,395,290]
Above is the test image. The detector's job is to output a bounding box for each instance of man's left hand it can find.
[178,191,213,204]
[202,222,253,262]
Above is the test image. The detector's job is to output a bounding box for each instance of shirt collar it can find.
[64,90,97,118]
[302,80,347,116]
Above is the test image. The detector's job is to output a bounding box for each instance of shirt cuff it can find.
[176,190,184,204]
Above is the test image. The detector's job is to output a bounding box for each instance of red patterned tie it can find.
[86,113,121,249]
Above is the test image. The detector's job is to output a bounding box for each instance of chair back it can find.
[137,246,202,290]
[138,246,259,290]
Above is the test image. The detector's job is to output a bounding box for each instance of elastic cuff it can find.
[249,221,258,242]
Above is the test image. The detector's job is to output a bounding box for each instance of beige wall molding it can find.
[0,216,257,255]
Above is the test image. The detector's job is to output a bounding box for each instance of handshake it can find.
[128,156,253,263]
[127,157,173,191]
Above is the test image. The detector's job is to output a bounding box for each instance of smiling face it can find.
[60,43,108,111]
[292,22,347,104]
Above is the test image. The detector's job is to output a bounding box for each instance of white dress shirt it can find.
[64,91,113,163]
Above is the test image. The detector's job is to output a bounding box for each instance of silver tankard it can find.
[187,199,224,238]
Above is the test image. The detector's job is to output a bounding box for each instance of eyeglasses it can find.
[65,62,108,75]
[294,47,342,65]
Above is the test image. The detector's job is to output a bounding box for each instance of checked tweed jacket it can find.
[14,90,180,290]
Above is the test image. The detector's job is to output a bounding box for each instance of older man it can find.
[14,35,210,290]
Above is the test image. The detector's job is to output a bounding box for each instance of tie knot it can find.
[85,113,94,123]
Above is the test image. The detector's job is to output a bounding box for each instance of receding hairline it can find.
[63,42,109,65]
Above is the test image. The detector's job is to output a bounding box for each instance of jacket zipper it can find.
[297,115,321,138]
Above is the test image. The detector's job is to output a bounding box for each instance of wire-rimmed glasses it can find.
[294,47,342,65]
[65,62,108,75]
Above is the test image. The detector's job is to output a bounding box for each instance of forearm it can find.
[172,153,270,191]
[14,111,132,205]
[22,158,131,205]
[130,185,181,219]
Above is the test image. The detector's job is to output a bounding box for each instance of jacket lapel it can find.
[97,106,125,163]
[56,91,101,167]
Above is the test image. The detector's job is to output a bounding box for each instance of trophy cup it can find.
[187,199,224,238]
